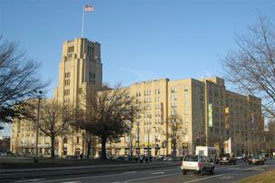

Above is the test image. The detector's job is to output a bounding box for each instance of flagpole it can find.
[81,6,85,37]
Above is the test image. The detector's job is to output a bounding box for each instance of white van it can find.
[195,146,217,163]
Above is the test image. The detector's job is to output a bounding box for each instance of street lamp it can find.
[34,90,42,163]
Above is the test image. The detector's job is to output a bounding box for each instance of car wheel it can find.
[210,167,215,175]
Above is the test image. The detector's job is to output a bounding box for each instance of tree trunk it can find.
[87,141,91,159]
[101,137,107,160]
[51,136,55,159]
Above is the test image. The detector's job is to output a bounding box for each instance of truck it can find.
[195,146,217,163]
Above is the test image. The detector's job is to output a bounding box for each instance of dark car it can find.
[219,154,236,165]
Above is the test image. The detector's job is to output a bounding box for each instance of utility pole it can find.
[204,81,209,147]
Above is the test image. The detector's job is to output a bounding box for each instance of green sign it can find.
[208,103,213,127]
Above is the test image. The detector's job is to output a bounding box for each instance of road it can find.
[6,159,275,183]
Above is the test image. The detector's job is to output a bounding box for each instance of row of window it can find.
[136,89,161,97]
[171,87,188,93]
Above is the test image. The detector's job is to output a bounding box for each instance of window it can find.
[185,94,188,99]
[144,90,151,96]
[172,94,177,107]
[64,89,70,95]
[65,72,70,78]
[89,72,96,83]
[184,86,188,92]
[88,45,94,58]
[68,46,74,53]
[65,79,70,86]
[64,97,70,103]
[171,87,176,93]
[155,88,160,94]
[171,109,177,116]
[185,128,188,134]
[77,137,80,144]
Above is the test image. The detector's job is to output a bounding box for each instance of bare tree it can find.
[0,38,47,126]
[167,115,183,157]
[39,99,74,158]
[83,131,96,159]
[222,16,275,119]
[79,84,137,160]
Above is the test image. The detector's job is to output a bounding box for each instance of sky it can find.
[0,0,275,136]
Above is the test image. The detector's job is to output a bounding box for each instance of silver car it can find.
[181,155,215,175]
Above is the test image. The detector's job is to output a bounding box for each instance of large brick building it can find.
[11,38,266,157]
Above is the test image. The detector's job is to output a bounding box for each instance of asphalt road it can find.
[7,159,275,183]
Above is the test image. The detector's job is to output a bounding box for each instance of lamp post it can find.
[34,90,42,163]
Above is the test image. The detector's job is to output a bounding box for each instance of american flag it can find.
[84,5,94,12]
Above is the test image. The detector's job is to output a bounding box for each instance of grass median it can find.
[240,169,275,183]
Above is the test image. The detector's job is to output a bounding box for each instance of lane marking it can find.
[37,167,177,183]
[62,182,81,183]
[15,179,45,182]
[227,167,240,170]
[219,175,234,180]
[122,171,137,174]
[151,171,165,175]
[182,174,226,183]
[248,168,265,171]
[121,173,181,182]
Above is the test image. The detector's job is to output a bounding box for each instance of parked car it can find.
[0,152,7,156]
[236,156,243,160]
[248,156,265,165]
[163,156,173,161]
[219,154,236,165]
[181,155,215,175]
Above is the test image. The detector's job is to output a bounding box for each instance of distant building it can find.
[11,38,265,157]
[110,77,263,156]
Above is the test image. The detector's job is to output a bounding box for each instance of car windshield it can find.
[184,156,198,161]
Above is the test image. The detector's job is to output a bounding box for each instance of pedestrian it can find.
[80,153,83,160]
